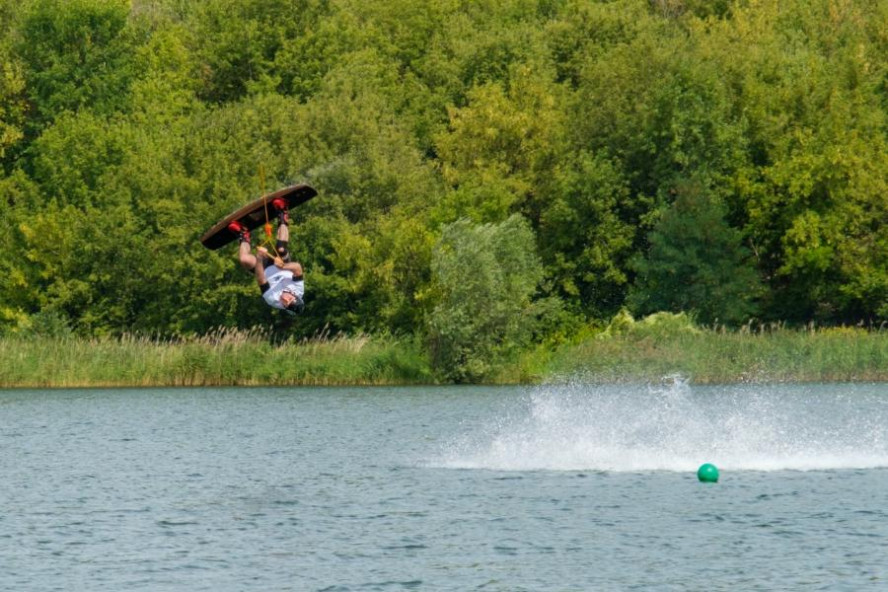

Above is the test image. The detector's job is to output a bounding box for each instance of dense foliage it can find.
[3,0,888,378]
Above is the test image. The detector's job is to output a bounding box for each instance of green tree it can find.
[0,54,25,165]
[186,0,340,103]
[628,178,761,326]
[700,0,888,321]
[14,0,135,125]
[427,215,543,382]
[539,151,636,318]
[0,170,40,333]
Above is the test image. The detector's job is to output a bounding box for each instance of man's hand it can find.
[257,246,284,267]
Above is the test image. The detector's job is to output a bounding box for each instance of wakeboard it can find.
[201,184,317,250]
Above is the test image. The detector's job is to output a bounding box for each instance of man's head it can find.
[281,288,304,315]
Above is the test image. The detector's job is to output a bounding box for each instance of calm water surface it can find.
[2,382,888,591]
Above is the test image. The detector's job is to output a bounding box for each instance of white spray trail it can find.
[436,379,888,472]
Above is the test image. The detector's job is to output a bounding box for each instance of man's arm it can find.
[253,256,267,286]
[282,261,303,277]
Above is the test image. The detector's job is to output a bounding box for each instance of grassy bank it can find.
[531,314,888,384]
[0,329,432,388]
[5,316,888,388]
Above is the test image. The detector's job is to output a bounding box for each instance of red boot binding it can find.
[228,220,251,242]
[272,198,289,225]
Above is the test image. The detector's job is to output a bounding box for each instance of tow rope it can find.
[258,165,282,261]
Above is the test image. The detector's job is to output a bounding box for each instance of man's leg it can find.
[275,213,302,278]
[273,199,292,262]
[238,238,258,271]
[276,220,289,244]
[229,222,257,271]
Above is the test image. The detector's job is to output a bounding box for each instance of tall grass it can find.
[540,320,888,384]
[0,327,432,388]
[5,319,888,387]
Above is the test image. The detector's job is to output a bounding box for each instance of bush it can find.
[599,309,699,341]
[426,215,542,382]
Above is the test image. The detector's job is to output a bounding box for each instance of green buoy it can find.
[697,463,720,483]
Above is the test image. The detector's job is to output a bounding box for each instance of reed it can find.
[540,323,888,384]
[0,329,433,388]
[5,322,888,388]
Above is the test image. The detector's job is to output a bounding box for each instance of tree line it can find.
[2,0,888,379]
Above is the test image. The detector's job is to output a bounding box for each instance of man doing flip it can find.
[228,199,305,315]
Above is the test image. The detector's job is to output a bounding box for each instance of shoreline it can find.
[5,324,888,388]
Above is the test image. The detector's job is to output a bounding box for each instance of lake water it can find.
[2,381,887,591]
